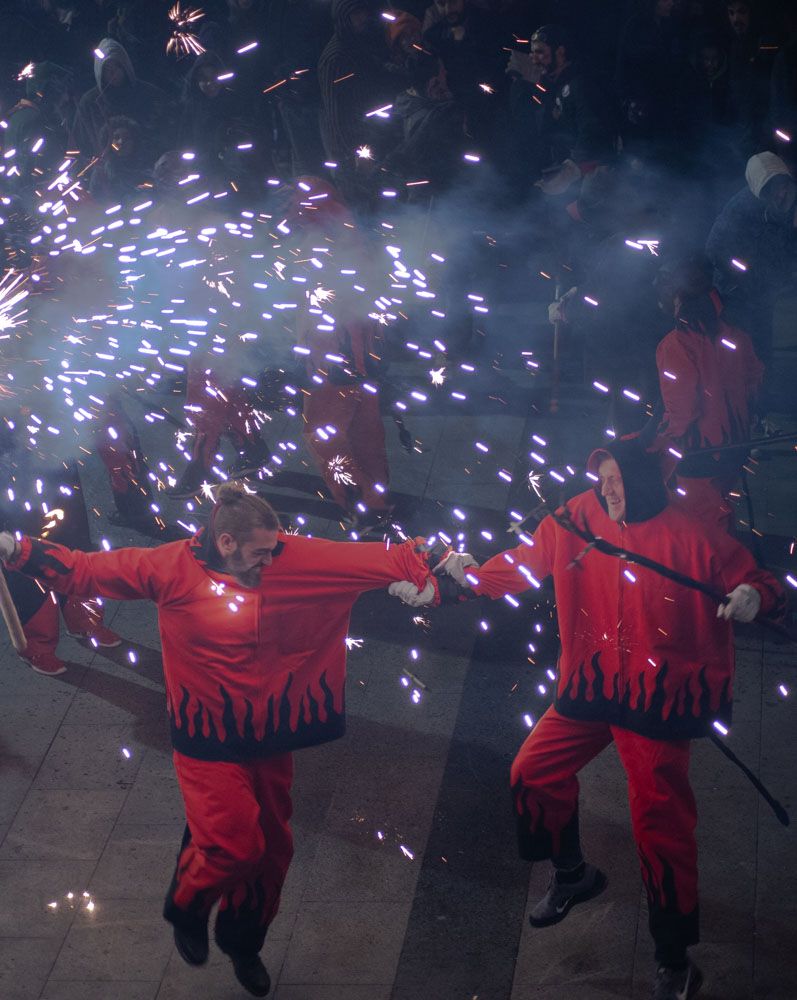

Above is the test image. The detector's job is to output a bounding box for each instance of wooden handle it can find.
[0,569,27,653]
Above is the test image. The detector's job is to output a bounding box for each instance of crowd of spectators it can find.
[0,1,794,205]
[2,0,797,404]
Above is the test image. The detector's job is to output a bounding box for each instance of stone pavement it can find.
[1,312,795,1000]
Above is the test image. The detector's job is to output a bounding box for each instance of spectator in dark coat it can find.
[422,0,507,149]
[532,25,613,186]
[3,61,74,183]
[88,115,150,203]
[385,53,466,189]
[616,0,694,161]
[706,151,797,360]
[177,51,249,174]
[317,0,397,172]
[262,0,330,175]
[70,38,171,160]
[725,0,776,160]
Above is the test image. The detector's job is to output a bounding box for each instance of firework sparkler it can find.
[167,3,206,58]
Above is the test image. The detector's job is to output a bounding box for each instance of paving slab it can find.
[0,789,128,862]
[41,984,159,1000]
[0,937,63,1000]
[0,858,95,938]
[280,899,410,986]
[49,896,174,982]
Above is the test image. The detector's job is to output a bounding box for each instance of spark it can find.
[527,471,544,499]
[479,83,495,94]
[345,636,364,649]
[0,270,29,331]
[328,455,357,486]
[167,4,206,58]
[429,367,446,386]
[310,286,335,306]
[355,145,373,160]
[17,62,35,81]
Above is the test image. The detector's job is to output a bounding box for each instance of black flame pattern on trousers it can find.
[512,793,581,865]
[169,670,344,761]
[555,652,732,740]
[640,849,700,964]
[163,823,273,957]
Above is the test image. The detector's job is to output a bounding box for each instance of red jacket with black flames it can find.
[8,529,437,761]
[471,443,784,740]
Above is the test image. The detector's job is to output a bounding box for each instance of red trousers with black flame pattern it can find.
[511,707,698,965]
[164,751,294,957]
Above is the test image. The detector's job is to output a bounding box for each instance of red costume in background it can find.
[652,317,763,531]
[286,176,391,516]
[8,528,438,956]
[469,441,783,965]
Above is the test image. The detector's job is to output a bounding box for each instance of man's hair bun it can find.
[215,480,250,504]
[211,481,280,542]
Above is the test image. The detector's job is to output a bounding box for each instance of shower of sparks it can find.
[167,3,206,57]
[0,271,29,332]
[527,471,545,500]
[310,286,335,305]
[17,62,35,81]
[328,455,357,486]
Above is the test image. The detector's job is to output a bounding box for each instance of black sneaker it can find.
[173,923,209,966]
[652,961,703,1000]
[528,863,607,927]
[231,954,271,997]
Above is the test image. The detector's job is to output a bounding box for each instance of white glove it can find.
[717,583,761,623]
[547,286,577,325]
[0,531,18,562]
[434,551,479,588]
[535,159,582,196]
[388,580,436,607]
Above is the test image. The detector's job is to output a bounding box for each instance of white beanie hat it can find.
[745,152,792,199]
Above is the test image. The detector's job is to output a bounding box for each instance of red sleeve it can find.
[276,535,439,601]
[7,535,180,604]
[709,531,785,620]
[469,516,557,599]
[654,331,701,446]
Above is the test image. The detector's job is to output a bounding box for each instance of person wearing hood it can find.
[2,60,74,183]
[70,37,171,160]
[317,0,402,189]
[706,151,797,362]
[650,256,763,531]
[177,51,250,175]
[390,438,784,1000]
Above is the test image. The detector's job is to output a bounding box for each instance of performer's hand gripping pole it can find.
[0,570,27,653]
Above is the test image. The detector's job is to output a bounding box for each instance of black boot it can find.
[231,953,271,996]
[173,923,209,966]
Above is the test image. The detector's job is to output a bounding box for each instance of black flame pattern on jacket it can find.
[555,652,732,740]
[169,671,343,761]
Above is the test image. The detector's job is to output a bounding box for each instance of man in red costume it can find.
[287,176,392,526]
[0,482,439,996]
[393,439,784,1000]
[651,258,763,531]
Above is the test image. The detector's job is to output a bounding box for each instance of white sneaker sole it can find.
[66,632,122,648]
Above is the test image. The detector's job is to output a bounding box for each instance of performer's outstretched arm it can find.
[0,532,182,604]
